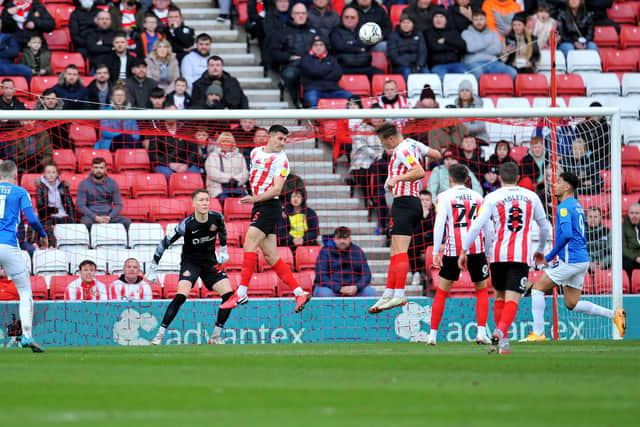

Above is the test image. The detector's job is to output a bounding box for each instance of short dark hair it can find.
[1,78,14,85]
[499,162,520,184]
[95,63,110,73]
[92,157,107,166]
[268,124,289,135]
[114,31,127,40]
[191,188,209,200]
[175,76,187,85]
[144,12,157,20]
[150,87,166,99]
[42,88,56,97]
[65,64,79,71]
[375,122,400,139]
[208,55,224,64]
[560,171,581,192]
[79,259,97,269]
[587,206,602,215]
[168,5,182,14]
[196,33,212,43]
[43,162,59,173]
[472,10,486,17]
[449,164,469,184]
[334,226,351,238]
[28,33,42,42]
[419,189,432,197]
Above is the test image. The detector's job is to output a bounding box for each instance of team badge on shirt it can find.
[560,208,568,217]
[210,224,217,232]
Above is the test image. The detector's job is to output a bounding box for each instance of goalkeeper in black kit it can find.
[147,189,234,345]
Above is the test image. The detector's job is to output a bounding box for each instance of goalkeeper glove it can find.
[217,246,229,264]
[146,262,158,284]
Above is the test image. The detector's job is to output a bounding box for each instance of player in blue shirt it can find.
[0,160,48,352]
[523,172,626,341]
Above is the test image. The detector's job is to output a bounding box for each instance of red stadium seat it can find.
[168,172,203,197]
[69,123,97,146]
[621,145,640,166]
[578,194,609,217]
[449,271,475,296]
[556,74,586,96]
[277,271,314,296]
[372,74,407,96]
[120,198,150,221]
[510,146,529,162]
[163,274,200,298]
[515,74,548,97]
[59,173,83,196]
[76,148,113,172]
[479,74,514,97]
[148,281,162,299]
[236,1,248,25]
[5,76,29,101]
[631,270,640,293]
[51,52,86,75]
[593,26,620,48]
[149,198,188,221]
[601,170,612,192]
[371,51,389,73]
[184,196,222,215]
[528,269,543,283]
[52,149,76,171]
[620,25,640,48]
[20,173,41,195]
[132,173,167,198]
[220,247,245,272]
[621,194,639,216]
[591,270,630,294]
[607,4,637,25]
[390,4,408,27]
[317,99,346,144]
[624,168,640,192]
[295,245,322,271]
[54,4,75,28]
[30,76,57,97]
[114,149,151,172]
[50,275,77,300]
[247,271,277,297]
[44,28,71,51]
[602,49,638,72]
[224,197,253,220]
[260,246,294,271]
[110,174,134,197]
[339,75,371,96]
[225,220,249,246]
[30,276,48,300]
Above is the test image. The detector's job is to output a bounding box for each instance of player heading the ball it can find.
[522,172,626,341]
[220,125,312,312]
[368,122,442,314]
[147,189,234,345]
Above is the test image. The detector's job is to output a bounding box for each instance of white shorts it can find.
[546,260,590,290]
[0,243,28,288]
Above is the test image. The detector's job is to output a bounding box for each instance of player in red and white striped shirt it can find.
[430,164,493,345]
[459,163,550,354]
[221,125,311,313]
[64,260,109,301]
[369,122,441,313]
[108,258,153,301]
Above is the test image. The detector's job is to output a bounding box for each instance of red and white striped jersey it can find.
[387,138,432,197]
[109,280,153,301]
[249,147,290,197]
[377,95,411,131]
[433,185,488,256]
[64,279,108,301]
[463,186,550,264]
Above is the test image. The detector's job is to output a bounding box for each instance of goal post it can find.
[0,106,624,344]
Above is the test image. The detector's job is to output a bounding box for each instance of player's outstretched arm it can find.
[544,220,572,263]
[148,221,186,283]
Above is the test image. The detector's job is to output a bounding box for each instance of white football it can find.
[359,22,382,45]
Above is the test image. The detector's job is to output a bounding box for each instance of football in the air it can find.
[359,22,382,45]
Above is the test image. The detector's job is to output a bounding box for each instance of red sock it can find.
[493,299,505,326]
[272,258,299,290]
[430,288,448,331]
[386,256,397,290]
[240,252,258,287]
[393,253,410,290]
[497,300,519,337]
[476,287,489,327]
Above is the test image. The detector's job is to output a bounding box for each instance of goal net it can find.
[0,106,623,346]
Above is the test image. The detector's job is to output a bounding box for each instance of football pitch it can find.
[3,341,639,427]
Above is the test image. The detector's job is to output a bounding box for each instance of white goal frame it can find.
[3,106,623,339]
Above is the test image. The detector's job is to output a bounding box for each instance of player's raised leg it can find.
[152,280,193,345]
[224,225,264,308]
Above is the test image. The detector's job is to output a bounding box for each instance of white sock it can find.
[237,285,248,298]
[531,289,546,335]
[393,288,405,299]
[157,326,167,336]
[477,325,487,337]
[212,325,222,338]
[16,285,33,340]
[429,329,437,341]
[292,286,304,296]
[573,300,614,319]
[382,288,394,298]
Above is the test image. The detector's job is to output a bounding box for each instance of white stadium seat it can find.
[164,223,183,246]
[531,97,567,108]
[568,96,597,108]
[129,246,156,272]
[63,248,107,274]
[442,74,478,98]
[621,73,640,96]
[157,250,181,273]
[481,97,495,108]
[128,223,164,248]
[567,50,602,73]
[582,72,620,96]
[32,249,68,275]
[618,96,640,119]
[54,224,89,248]
[90,223,128,248]
[95,247,131,274]
[538,50,566,73]
[407,73,443,98]
[623,119,640,145]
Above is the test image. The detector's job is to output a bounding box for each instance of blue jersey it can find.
[0,182,46,247]
[545,197,590,264]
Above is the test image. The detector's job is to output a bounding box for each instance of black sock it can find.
[161,294,187,328]
[216,292,234,328]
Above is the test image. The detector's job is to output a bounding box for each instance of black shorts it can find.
[179,259,228,290]
[440,254,489,283]
[390,196,422,236]
[490,262,529,294]
[250,198,282,235]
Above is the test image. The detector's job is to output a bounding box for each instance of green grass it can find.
[2,341,640,427]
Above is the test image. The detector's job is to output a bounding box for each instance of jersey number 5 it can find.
[453,203,477,228]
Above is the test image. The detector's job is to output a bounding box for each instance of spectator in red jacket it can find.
[0,266,18,301]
